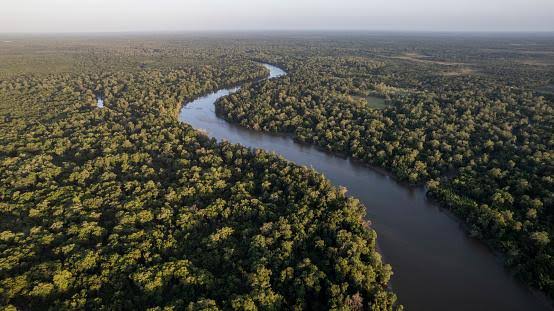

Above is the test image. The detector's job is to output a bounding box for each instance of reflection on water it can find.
[179,63,549,311]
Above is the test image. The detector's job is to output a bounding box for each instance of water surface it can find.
[179,63,549,311]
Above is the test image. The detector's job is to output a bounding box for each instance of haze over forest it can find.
[1,1,553,310]
[1,0,554,33]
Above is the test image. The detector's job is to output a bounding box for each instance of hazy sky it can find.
[1,0,553,33]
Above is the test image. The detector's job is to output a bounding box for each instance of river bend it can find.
[179,63,548,311]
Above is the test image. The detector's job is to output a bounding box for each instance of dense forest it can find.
[215,35,554,298]
[0,37,399,310]
[0,34,553,309]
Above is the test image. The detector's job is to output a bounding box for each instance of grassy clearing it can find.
[351,95,388,109]
[442,67,476,76]
[389,53,468,66]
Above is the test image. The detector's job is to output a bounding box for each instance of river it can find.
[96,97,104,108]
[179,63,549,310]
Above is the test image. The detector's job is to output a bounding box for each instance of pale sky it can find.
[1,0,553,33]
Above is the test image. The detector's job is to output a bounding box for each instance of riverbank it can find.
[179,62,550,311]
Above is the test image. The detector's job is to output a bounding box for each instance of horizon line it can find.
[2,29,554,36]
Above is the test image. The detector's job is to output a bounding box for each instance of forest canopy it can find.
[0,33,553,309]
[215,35,554,298]
[0,36,400,310]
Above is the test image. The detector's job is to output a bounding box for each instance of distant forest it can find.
[0,34,552,309]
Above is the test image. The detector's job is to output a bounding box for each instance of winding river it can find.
[179,63,549,310]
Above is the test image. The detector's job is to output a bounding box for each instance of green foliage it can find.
[0,37,398,310]
[216,36,554,298]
